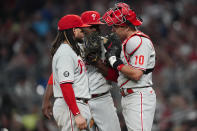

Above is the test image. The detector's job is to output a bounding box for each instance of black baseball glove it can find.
[103,33,122,59]
[84,32,102,65]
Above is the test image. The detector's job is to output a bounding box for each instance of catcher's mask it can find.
[101,2,142,26]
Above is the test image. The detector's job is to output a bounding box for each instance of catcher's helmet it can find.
[81,11,104,25]
[102,2,142,26]
[58,15,90,30]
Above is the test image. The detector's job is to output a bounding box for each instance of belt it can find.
[55,97,89,104]
[55,97,63,99]
[120,88,134,97]
[76,98,89,104]
[91,91,109,99]
[120,86,151,97]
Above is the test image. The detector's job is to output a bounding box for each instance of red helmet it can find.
[81,11,104,25]
[102,3,142,26]
[58,15,90,30]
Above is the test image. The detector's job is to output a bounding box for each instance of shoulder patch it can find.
[63,71,69,77]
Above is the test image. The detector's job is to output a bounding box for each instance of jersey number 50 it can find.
[135,55,144,65]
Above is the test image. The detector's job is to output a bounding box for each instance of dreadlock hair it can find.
[51,29,81,57]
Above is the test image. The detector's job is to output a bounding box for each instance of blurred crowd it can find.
[0,0,197,131]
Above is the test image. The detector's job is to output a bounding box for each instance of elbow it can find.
[131,72,143,81]
[133,75,142,81]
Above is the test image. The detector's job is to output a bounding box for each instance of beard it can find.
[75,37,84,43]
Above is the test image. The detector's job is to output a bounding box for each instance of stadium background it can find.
[0,0,197,130]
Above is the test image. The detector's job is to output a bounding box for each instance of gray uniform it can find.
[52,44,92,131]
[79,41,121,131]
[119,32,156,131]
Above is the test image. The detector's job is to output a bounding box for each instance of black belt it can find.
[55,97,63,99]
[76,98,89,104]
[55,97,89,104]
[91,91,109,99]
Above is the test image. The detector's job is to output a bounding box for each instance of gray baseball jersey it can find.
[52,44,91,99]
[52,43,93,131]
[79,41,112,95]
[119,31,156,131]
[118,33,156,89]
[79,38,121,131]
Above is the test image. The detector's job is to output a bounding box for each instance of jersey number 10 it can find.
[135,55,144,65]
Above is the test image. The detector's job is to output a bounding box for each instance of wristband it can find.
[117,64,124,71]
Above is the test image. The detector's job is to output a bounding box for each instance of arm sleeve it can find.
[60,83,80,116]
[56,54,76,84]
[47,74,53,85]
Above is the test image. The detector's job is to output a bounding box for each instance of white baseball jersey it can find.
[119,31,156,131]
[79,39,121,131]
[52,44,91,99]
[118,32,156,89]
[79,41,111,95]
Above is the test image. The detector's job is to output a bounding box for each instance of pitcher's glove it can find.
[84,32,102,65]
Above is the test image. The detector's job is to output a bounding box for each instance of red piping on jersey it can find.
[140,92,143,131]
[78,62,83,74]
[128,36,142,56]
[120,80,129,87]
[69,110,74,131]
[130,65,146,71]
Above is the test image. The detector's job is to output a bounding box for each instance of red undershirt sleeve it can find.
[60,83,80,116]
[47,74,53,85]
[105,67,119,82]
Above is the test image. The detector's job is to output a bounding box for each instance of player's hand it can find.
[74,114,87,130]
[42,100,53,119]
[108,55,124,70]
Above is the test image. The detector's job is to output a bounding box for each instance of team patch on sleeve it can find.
[63,71,70,77]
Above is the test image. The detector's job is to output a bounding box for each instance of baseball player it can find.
[51,14,92,131]
[80,11,121,131]
[42,74,53,119]
[102,3,156,131]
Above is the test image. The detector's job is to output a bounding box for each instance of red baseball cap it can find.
[81,11,104,25]
[58,15,91,30]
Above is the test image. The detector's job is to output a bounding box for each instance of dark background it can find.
[0,0,197,131]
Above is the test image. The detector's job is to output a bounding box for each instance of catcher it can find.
[102,2,156,131]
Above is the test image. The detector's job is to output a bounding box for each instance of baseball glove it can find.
[103,33,122,59]
[84,32,102,65]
